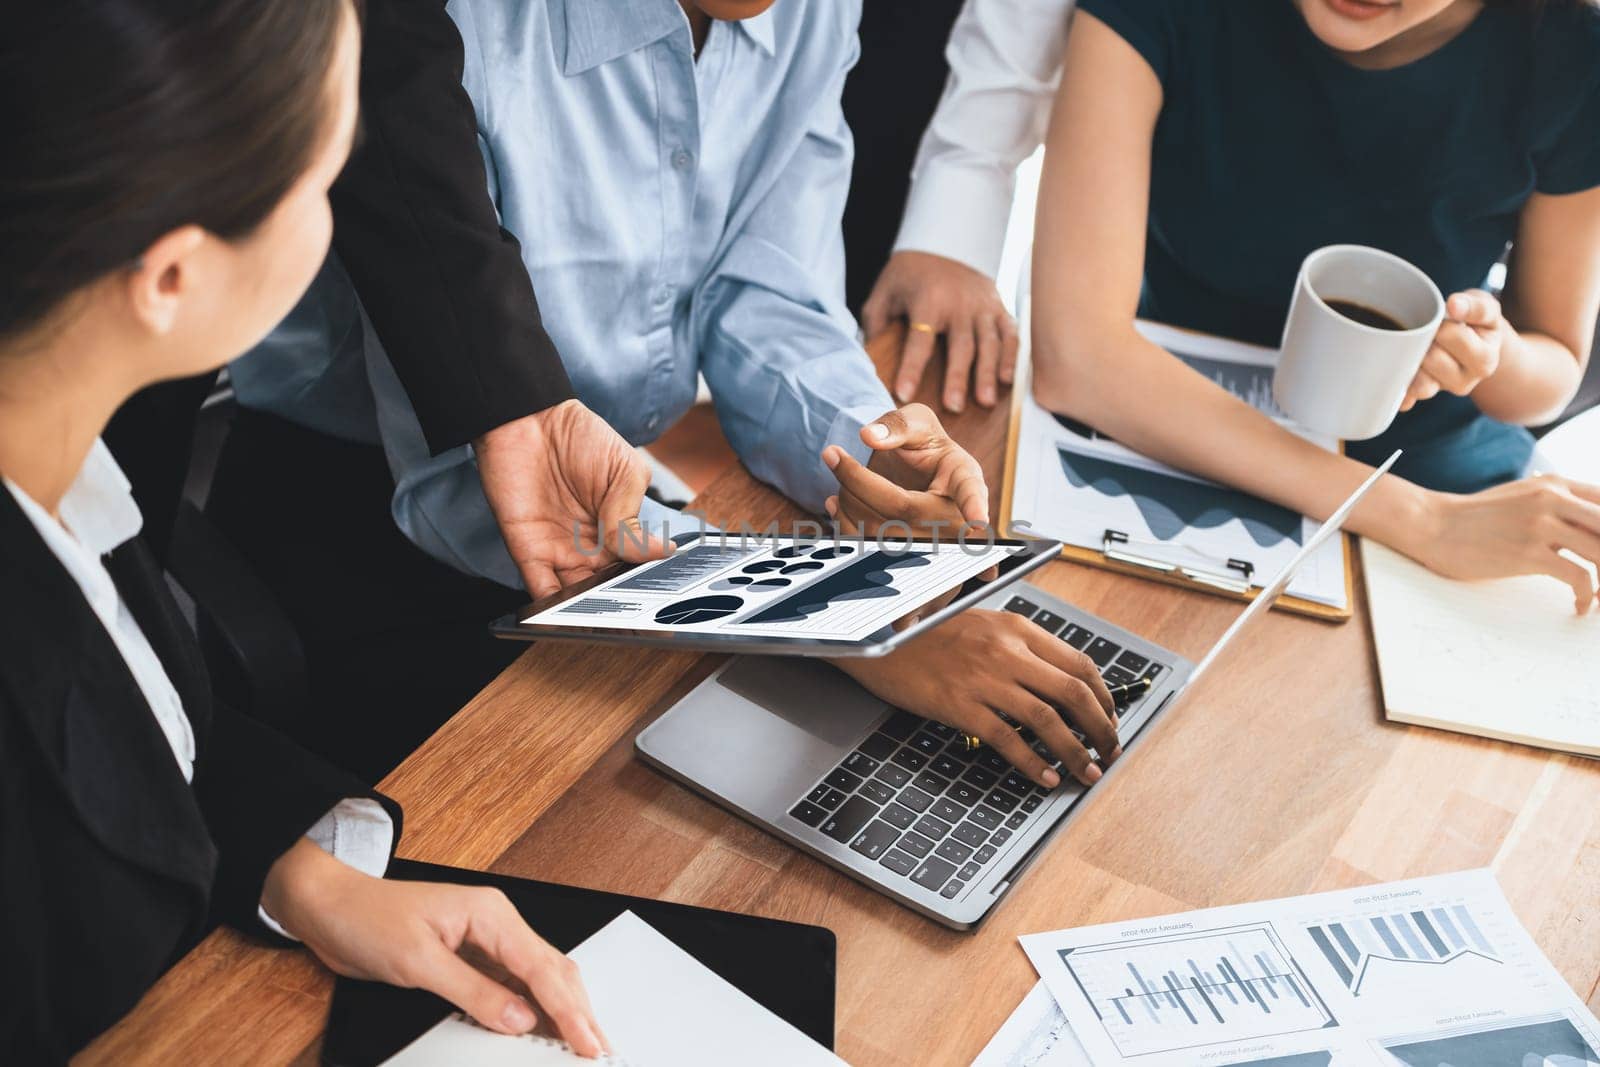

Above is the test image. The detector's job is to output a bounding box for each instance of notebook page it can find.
[1362,540,1600,754]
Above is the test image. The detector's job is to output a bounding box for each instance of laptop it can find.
[636,455,1397,929]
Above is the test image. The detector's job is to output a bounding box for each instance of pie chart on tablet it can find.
[654,595,745,626]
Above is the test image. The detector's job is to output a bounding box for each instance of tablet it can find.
[491,533,1061,657]
[321,860,837,1066]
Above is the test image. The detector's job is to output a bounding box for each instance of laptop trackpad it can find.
[716,656,888,748]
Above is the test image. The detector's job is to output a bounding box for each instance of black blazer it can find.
[0,487,401,1063]
[329,0,574,455]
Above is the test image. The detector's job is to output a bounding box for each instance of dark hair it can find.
[0,1,347,340]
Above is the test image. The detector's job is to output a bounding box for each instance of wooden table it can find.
[83,328,1600,1065]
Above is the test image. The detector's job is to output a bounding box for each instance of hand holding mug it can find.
[1400,289,1508,412]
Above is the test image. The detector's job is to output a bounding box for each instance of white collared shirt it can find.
[4,442,392,934]
[892,0,1077,278]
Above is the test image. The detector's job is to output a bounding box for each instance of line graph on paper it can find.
[1306,904,1504,998]
[1056,923,1336,1058]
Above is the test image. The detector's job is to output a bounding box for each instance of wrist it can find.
[261,837,355,938]
[1356,474,1444,561]
[473,399,583,455]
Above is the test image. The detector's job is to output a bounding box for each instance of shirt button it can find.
[646,414,661,432]
[672,148,692,170]
[655,286,673,306]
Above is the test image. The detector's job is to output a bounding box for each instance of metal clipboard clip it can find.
[1101,529,1256,595]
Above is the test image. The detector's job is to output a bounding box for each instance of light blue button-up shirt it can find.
[233,0,892,590]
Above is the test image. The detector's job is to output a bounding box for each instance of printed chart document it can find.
[385,911,843,1067]
[1363,540,1600,756]
[1019,869,1600,1067]
[1009,320,1348,608]
[525,536,1012,640]
[972,979,1091,1067]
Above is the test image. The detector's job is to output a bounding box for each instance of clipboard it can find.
[322,861,837,1066]
[997,320,1355,622]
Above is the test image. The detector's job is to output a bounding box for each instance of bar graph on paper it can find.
[1057,923,1336,1057]
[1305,904,1503,997]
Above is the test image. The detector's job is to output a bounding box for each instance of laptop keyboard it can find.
[787,593,1171,901]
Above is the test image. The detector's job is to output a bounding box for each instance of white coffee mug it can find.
[1273,244,1445,440]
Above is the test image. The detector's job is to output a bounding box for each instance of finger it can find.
[861,280,895,342]
[421,943,542,1036]
[997,311,1020,386]
[1025,629,1116,719]
[1447,289,1501,328]
[470,893,608,1057]
[598,459,669,563]
[518,560,562,601]
[861,403,935,452]
[1553,483,1600,535]
[940,457,991,526]
[1010,690,1101,786]
[1405,371,1441,409]
[943,321,976,414]
[831,448,916,518]
[1431,323,1494,385]
[1419,342,1472,394]
[895,317,939,403]
[1015,658,1120,766]
[1544,548,1597,616]
[1556,476,1600,509]
[972,709,1062,789]
[973,316,1002,408]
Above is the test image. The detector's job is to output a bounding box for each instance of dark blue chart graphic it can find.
[1057,449,1304,549]
[614,544,750,593]
[1176,352,1281,416]
[1059,923,1335,1058]
[1382,1018,1600,1067]
[738,551,931,626]
[653,595,745,626]
[811,545,855,560]
[1306,905,1500,996]
[558,597,643,617]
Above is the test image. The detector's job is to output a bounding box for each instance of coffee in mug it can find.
[1273,245,1446,440]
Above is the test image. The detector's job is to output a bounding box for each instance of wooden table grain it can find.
[80,326,1600,1066]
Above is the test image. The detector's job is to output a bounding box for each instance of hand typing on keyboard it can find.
[833,609,1121,787]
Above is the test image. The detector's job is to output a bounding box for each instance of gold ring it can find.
[908,321,936,334]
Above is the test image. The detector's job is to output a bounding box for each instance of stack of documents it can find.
[979,870,1600,1066]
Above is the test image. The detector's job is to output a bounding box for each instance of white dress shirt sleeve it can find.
[893,0,1077,278]
[258,797,395,938]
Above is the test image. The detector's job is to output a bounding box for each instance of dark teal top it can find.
[1077,0,1600,492]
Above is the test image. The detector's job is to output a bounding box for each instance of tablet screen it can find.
[521,535,1018,642]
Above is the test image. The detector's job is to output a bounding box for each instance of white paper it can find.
[1020,869,1600,1067]
[525,535,1014,641]
[385,911,842,1067]
[1362,539,1600,755]
[1009,320,1348,609]
[568,911,844,1067]
[384,1016,628,1066]
[972,979,1092,1066]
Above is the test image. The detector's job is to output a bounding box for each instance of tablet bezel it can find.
[490,535,1062,658]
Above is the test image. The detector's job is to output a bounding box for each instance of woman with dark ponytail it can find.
[0,3,606,1060]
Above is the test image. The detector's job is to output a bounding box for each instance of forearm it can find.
[1032,321,1436,556]
[1471,325,1586,425]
